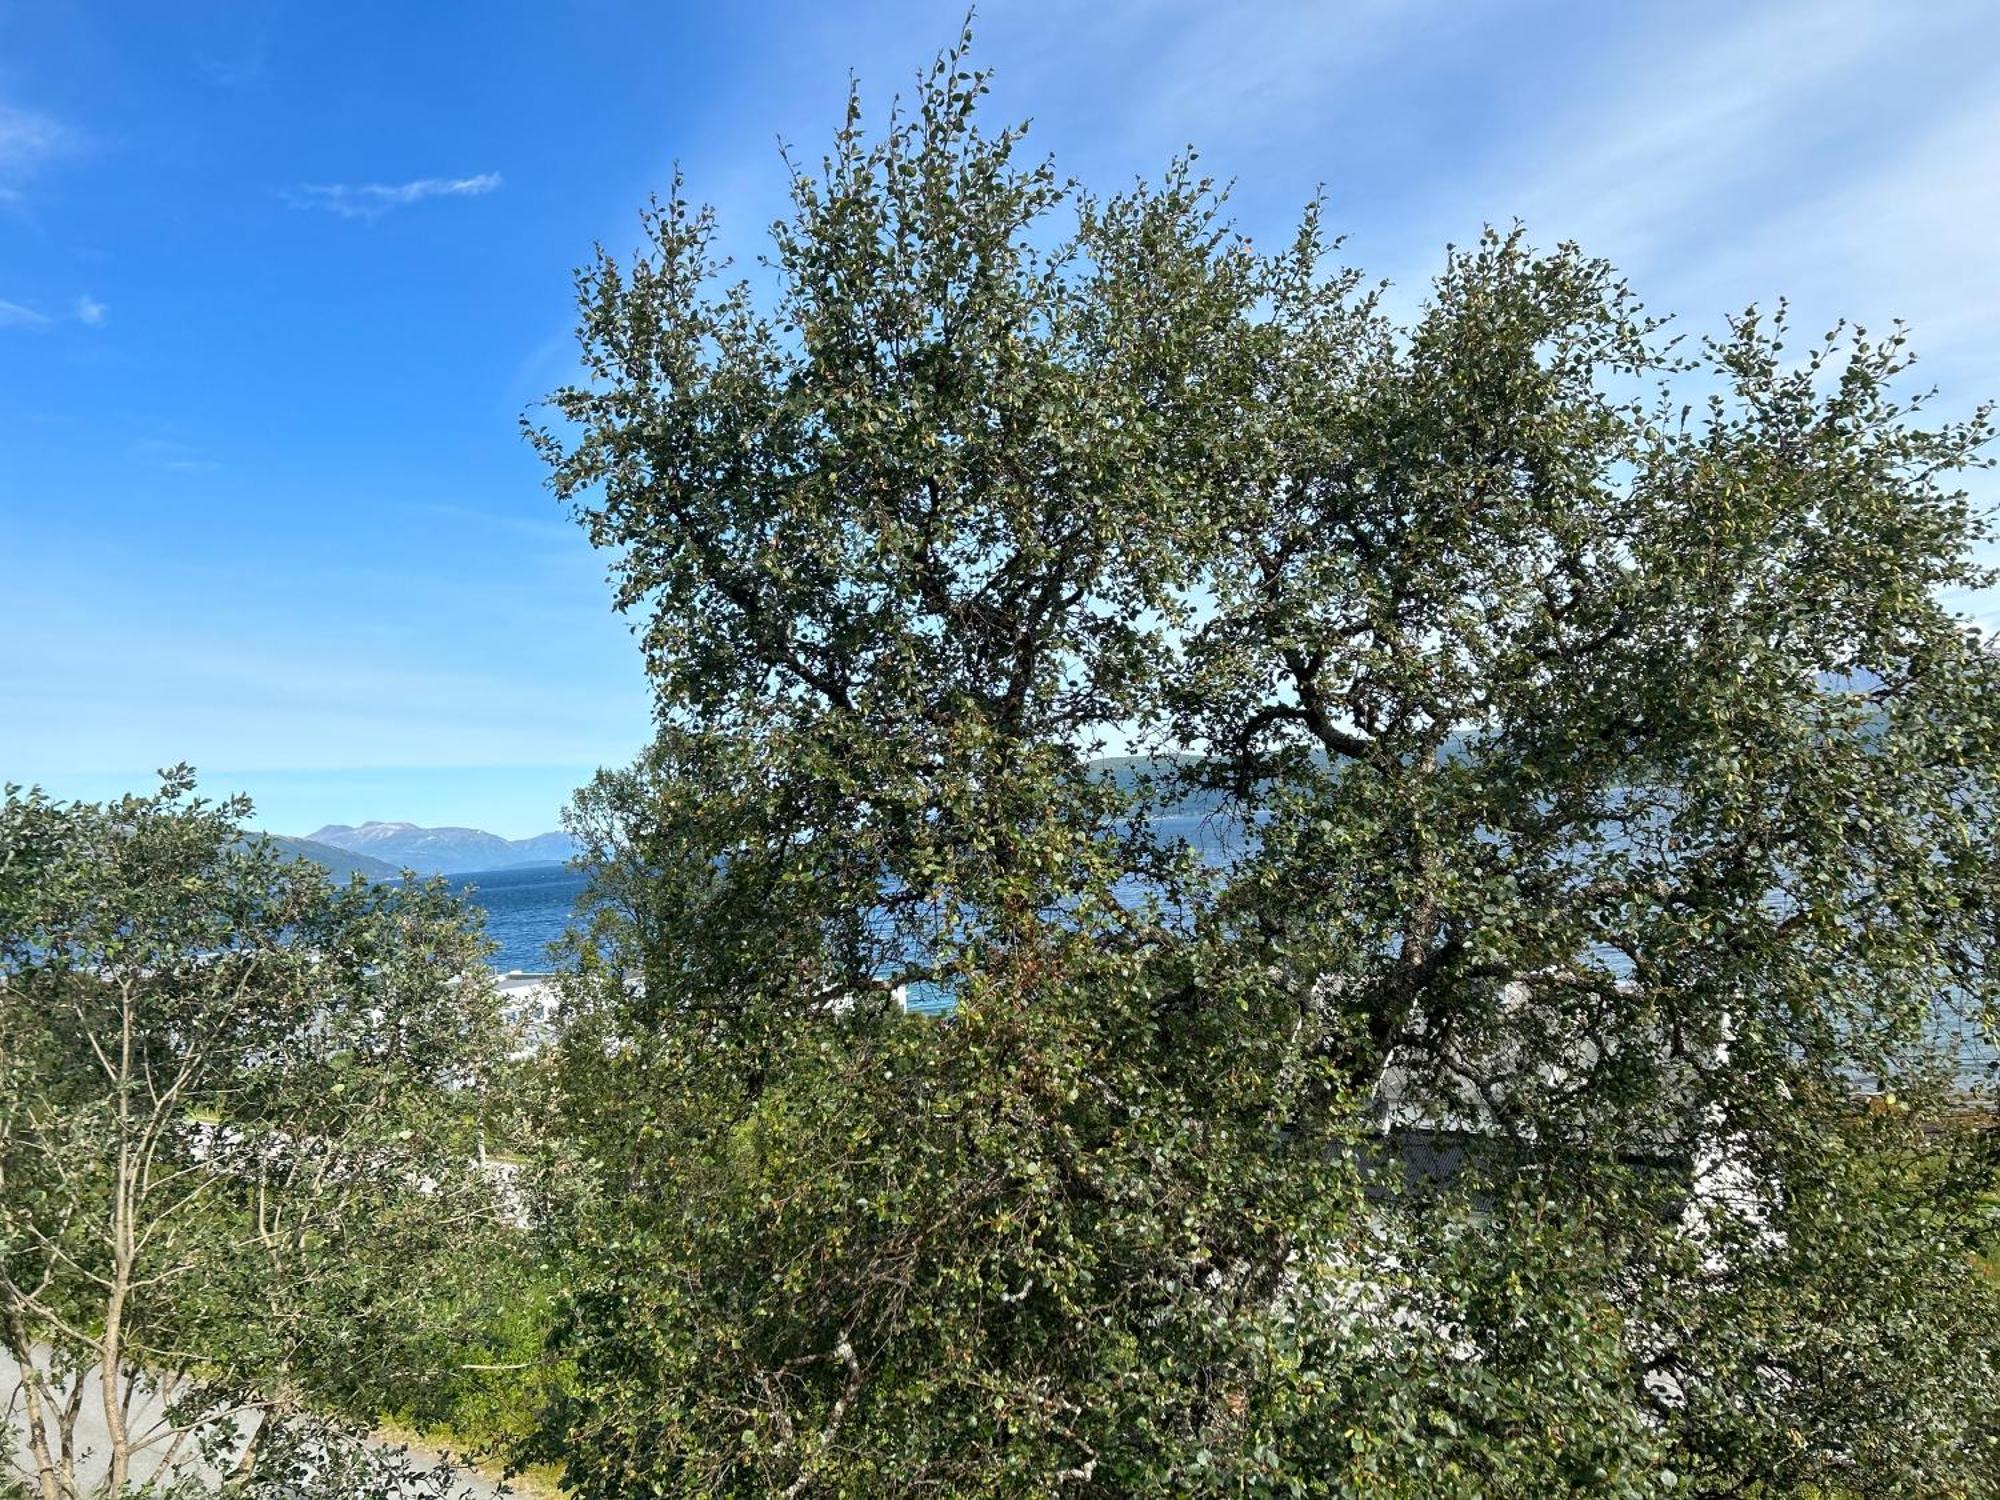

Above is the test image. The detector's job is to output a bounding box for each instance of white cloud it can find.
[137,438,219,472]
[1059,0,1460,154]
[0,103,64,171]
[1686,91,2000,380]
[289,172,503,221]
[0,102,68,202]
[1495,1,1903,262]
[3,294,114,330]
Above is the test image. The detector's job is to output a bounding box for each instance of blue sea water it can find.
[452,864,591,972]
[448,848,1994,1084]
[450,818,1245,977]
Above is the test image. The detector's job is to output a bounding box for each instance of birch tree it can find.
[0,771,512,1497]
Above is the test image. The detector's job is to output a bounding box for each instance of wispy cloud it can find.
[0,101,68,201]
[1042,0,1454,157]
[1683,90,2000,377]
[0,103,65,170]
[1491,0,1922,275]
[198,39,274,89]
[1,295,114,330]
[137,438,220,473]
[288,172,503,221]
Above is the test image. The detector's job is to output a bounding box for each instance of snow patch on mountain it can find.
[304,821,578,875]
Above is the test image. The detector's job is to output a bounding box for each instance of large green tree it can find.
[534,38,2000,1498]
[0,772,515,1498]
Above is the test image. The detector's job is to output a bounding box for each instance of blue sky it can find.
[3,0,1997,838]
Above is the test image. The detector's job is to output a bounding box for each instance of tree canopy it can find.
[528,37,2000,1499]
[0,771,515,1498]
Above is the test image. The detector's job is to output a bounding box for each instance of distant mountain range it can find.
[265,760,1212,885]
[293,822,578,876]
[258,835,406,883]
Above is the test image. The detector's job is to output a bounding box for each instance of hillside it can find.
[306,821,578,875]
[257,834,405,883]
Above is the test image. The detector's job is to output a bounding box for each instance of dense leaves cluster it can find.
[526,35,2000,1499]
[0,772,516,1497]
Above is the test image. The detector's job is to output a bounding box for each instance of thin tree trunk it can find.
[3,1306,62,1500]
[58,1370,87,1498]
[99,1285,131,1494]
[102,989,137,1494]
[226,1406,271,1489]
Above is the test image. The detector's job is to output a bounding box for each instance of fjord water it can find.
[447,841,1994,1085]
[449,812,1247,975]
[451,863,591,971]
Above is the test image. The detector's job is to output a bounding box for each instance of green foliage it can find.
[387,1232,562,1457]
[535,940,1367,1496]
[532,31,2000,1498]
[0,769,519,1495]
[1637,1090,2000,1496]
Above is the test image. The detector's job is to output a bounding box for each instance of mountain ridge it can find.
[304,821,578,876]
[284,756,1215,881]
[256,834,406,883]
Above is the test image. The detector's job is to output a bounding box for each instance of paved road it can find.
[3,1349,504,1496]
